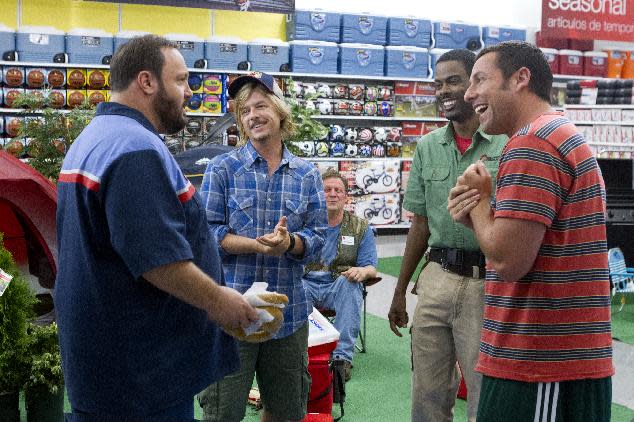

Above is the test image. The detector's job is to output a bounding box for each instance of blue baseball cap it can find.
[228,71,284,100]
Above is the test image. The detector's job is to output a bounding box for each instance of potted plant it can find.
[283,78,329,157]
[0,233,37,422]
[23,322,64,422]
[3,92,93,421]
[9,91,94,182]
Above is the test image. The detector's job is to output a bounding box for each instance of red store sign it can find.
[541,0,634,42]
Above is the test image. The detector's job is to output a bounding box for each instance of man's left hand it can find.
[341,267,366,283]
[458,161,492,198]
[256,216,291,256]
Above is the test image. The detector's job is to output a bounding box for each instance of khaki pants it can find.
[411,261,485,422]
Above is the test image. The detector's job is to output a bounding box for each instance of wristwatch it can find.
[286,232,296,253]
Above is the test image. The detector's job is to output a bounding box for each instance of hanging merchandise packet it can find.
[0,268,13,296]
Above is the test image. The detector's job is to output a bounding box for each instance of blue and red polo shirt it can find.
[55,102,238,416]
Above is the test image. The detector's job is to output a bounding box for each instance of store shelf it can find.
[572,121,634,126]
[565,104,634,109]
[374,223,411,230]
[313,115,446,122]
[186,112,223,117]
[0,61,434,83]
[588,142,633,147]
[308,157,413,162]
[0,60,109,69]
[0,108,223,118]
[554,74,604,81]
[0,107,70,114]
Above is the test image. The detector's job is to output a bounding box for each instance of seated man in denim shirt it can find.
[303,169,378,382]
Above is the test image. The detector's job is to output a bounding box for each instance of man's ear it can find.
[136,70,158,95]
[514,67,531,92]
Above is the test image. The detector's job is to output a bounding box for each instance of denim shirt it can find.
[200,140,327,338]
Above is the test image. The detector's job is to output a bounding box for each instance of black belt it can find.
[428,247,486,279]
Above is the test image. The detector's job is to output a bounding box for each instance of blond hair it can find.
[233,83,297,146]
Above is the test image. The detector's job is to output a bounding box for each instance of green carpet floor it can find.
[18,312,634,421]
[377,256,425,281]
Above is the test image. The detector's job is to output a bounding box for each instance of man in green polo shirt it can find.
[388,49,507,422]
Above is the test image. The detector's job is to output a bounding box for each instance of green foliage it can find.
[283,78,329,156]
[11,91,94,182]
[0,233,37,393]
[24,322,63,394]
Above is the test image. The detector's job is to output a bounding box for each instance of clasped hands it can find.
[256,216,292,256]
[448,160,492,228]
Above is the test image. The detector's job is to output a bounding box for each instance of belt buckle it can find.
[447,248,463,268]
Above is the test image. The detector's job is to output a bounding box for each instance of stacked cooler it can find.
[247,39,290,72]
[482,26,526,47]
[165,33,205,68]
[289,40,339,75]
[16,26,65,63]
[66,29,113,65]
[205,36,248,71]
[0,25,15,60]
[114,31,150,53]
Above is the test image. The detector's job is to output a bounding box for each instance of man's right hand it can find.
[207,286,259,332]
[448,184,480,229]
[388,294,409,337]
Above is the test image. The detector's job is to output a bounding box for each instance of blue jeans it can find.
[303,275,363,362]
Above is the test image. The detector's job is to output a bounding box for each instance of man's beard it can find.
[153,83,187,135]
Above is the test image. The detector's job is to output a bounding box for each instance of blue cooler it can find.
[16,26,65,62]
[0,25,15,57]
[433,22,482,51]
[387,17,432,48]
[339,43,384,76]
[429,48,451,77]
[341,13,387,45]
[290,40,338,74]
[114,31,150,53]
[286,10,341,43]
[205,36,247,70]
[385,46,429,78]
[66,29,113,64]
[166,34,204,68]
[248,39,289,72]
[482,26,527,47]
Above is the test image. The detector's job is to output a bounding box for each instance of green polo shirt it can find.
[403,122,508,252]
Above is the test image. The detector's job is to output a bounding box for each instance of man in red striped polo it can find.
[448,41,614,422]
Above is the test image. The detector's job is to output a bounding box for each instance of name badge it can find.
[341,236,355,246]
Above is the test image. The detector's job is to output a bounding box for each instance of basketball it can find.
[6,118,22,137]
[5,139,24,157]
[26,69,46,88]
[48,91,66,109]
[5,68,24,87]
[68,90,86,108]
[5,90,22,108]
[88,91,106,106]
[67,69,86,89]
[88,70,106,89]
[47,69,66,88]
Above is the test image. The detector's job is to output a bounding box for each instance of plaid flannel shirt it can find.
[200,141,327,338]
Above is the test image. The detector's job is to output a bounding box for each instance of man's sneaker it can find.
[335,359,352,382]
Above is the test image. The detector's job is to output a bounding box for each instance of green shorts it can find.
[477,375,612,422]
[198,323,311,422]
